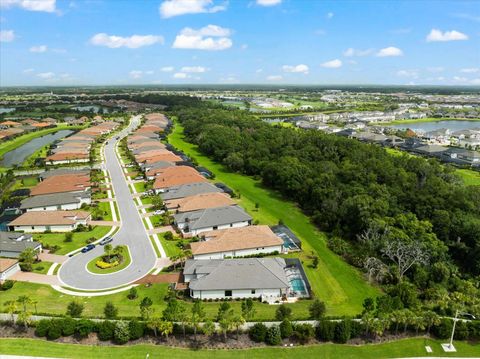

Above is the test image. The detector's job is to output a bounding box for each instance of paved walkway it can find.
[95,198,115,202]
[88,220,120,226]
[38,252,67,264]
[148,226,175,235]
[10,272,60,286]
[138,204,153,210]
[134,272,179,284]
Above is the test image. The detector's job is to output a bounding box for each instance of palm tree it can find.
[362,311,375,337]
[4,300,17,324]
[16,296,32,330]
[158,320,173,341]
[423,310,440,335]
[402,309,414,335]
[147,316,162,338]
[191,300,206,341]
[104,243,113,262]
[202,320,216,341]
[232,315,245,340]
[31,299,38,316]
[413,315,426,336]
[16,295,31,314]
[170,254,180,271]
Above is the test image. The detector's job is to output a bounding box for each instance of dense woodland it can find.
[132,95,480,317]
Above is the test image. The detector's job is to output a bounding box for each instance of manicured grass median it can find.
[86,245,131,274]
[169,123,380,316]
[31,261,53,275]
[1,338,479,359]
[33,226,112,255]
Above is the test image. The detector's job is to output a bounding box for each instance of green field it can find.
[134,181,147,193]
[169,123,380,316]
[31,261,53,275]
[86,245,131,274]
[159,232,182,257]
[1,338,479,359]
[456,168,480,186]
[33,226,112,255]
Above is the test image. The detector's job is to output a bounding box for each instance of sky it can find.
[0,0,479,86]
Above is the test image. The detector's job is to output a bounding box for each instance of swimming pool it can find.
[278,233,300,250]
[289,277,307,295]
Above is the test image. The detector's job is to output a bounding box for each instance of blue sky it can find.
[0,0,479,86]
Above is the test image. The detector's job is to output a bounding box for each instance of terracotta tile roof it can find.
[42,117,57,123]
[144,153,183,164]
[190,225,283,255]
[166,192,234,213]
[153,166,207,189]
[32,122,51,128]
[31,174,90,195]
[9,210,90,226]
[0,258,19,272]
[1,121,21,127]
[46,152,89,162]
[135,149,172,162]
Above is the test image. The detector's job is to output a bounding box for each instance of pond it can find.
[0,130,74,167]
[0,107,15,114]
[71,105,110,113]
[389,120,480,132]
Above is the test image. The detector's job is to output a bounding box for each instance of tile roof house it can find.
[0,231,42,258]
[160,182,223,201]
[191,225,283,259]
[183,258,290,300]
[0,258,20,281]
[46,151,90,165]
[20,191,91,212]
[173,205,252,236]
[144,153,183,165]
[166,192,234,213]
[9,210,91,232]
[30,174,90,196]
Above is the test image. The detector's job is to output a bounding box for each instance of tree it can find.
[362,311,375,336]
[191,300,206,341]
[66,301,84,317]
[294,323,315,344]
[158,319,173,340]
[127,286,138,300]
[140,297,153,320]
[232,315,245,340]
[31,299,38,315]
[275,304,292,321]
[4,300,17,324]
[64,232,73,242]
[19,248,36,272]
[104,244,113,262]
[163,231,174,241]
[423,310,440,335]
[147,316,162,338]
[241,298,256,321]
[217,302,231,321]
[279,319,293,339]
[202,320,216,339]
[312,256,319,269]
[309,299,326,320]
[218,306,234,342]
[381,239,429,280]
[249,322,268,342]
[16,296,32,330]
[113,245,123,258]
[334,320,351,343]
[104,301,118,319]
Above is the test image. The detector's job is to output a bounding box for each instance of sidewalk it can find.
[147,226,174,235]
[10,272,61,286]
[38,252,67,264]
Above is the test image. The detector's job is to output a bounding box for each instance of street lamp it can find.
[442,309,476,352]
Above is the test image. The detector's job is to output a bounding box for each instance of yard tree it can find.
[241,298,256,321]
[158,319,173,340]
[104,244,113,262]
[16,296,32,330]
[191,300,206,341]
[147,316,162,338]
[66,300,84,317]
[18,248,36,272]
[202,320,216,338]
[4,300,17,324]
[309,299,326,320]
[423,310,441,335]
[140,297,153,320]
[275,304,292,321]
[104,301,118,319]
[232,314,245,340]
[217,302,231,321]
[127,287,138,300]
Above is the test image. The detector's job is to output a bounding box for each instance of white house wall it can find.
[193,244,283,260]
[0,263,20,281]
[190,288,284,299]
[13,224,76,233]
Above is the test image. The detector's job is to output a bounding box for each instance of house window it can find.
[251,290,256,294]
[225,290,232,297]
[213,226,218,230]
[230,223,233,227]
[31,226,34,230]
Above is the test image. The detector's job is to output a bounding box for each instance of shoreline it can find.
[378,117,480,126]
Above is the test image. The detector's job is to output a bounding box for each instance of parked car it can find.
[99,236,113,245]
[116,136,120,140]
[81,244,95,253]
[134,176,144,180]
[153,210,165,215]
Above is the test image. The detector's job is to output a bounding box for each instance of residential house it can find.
[165,192,234,213]
[9,210,91,233]
[160,182,223,201]
[190,225,283,259]
[173,205,252,236]
[152,166,208,193]
[20,192,91,212]
[0,258,20,281]
[0,231,41,258]
[30,174,90,196]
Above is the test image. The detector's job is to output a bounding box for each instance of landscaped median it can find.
[86,245,131,274]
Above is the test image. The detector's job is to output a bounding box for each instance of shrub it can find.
[454,321,469,340]
[275,304,292,321]
[309,299,326,320]
[19,262,33,272]
[35,319,51,337]
[249,323,268,342]
[265,326,282,345]
[61,318,77,336]
[294,323,315,344]
[104,301,118,319]
[75,319,95,338]
[127,287,138,300]
[66,301,84,317]
[432,318,452,339]
[128,320,145,340]
[334,320,351,344]
[47,324,62,340]
[1,280,15,291]
[279,319,293,339]
[164,231,174,241]
[97,321,116,341]
[96,260,119,269]
[114,321,130,344]
[316,320,335,341]
[64,233,73,242]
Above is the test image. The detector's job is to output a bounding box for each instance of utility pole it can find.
[442,309,476,352]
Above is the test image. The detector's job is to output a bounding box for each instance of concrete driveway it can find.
[58,115,159,290]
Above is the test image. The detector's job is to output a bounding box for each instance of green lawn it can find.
[380,117,480,126]
[97,201,113,221]
[149,214,162,227]
[86,245,131,274]
[0,125,83,160]
[14,176,39,188]
[456,168,480,186]
[1,338,479,359]
[159,232,182,257]
[134,181,146,193]
[169,122,380,316]
[31,261,53,275]
[33,226,112,255]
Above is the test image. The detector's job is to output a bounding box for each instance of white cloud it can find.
[161,66,174,72]
[181,66,208,73]
[240,44,248,50]
[29,45,47,53]
[256,68,263,73]
[256,0,281,6]
[326,12,334,19]
[453,76,468,82]
[396,69,419,79]
[282,64,309,74]
[145,70,154,75]
[460,68,479,73]
[1,0,56,12]
[90,33,164,49]
[376,46,403,57]
[321,59,342,68]
[470,78,480,85]
[173,72,189,79]
[159,0,226,18]
[0,29,14,42]
[22,68,34,74]
[343,48,374,57]
[172,25,232,51]
[129,70,143,79]
[37,72,55,79]
[426,66,444,73]
[426,29,468,42]
[266,75,282,81]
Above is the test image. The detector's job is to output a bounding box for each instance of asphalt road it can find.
[58,115,158,290]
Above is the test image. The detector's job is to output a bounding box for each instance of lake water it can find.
[0,107,15,114]
[389,120,480,132]
[72,105,110,113]
[0,130,74,167]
